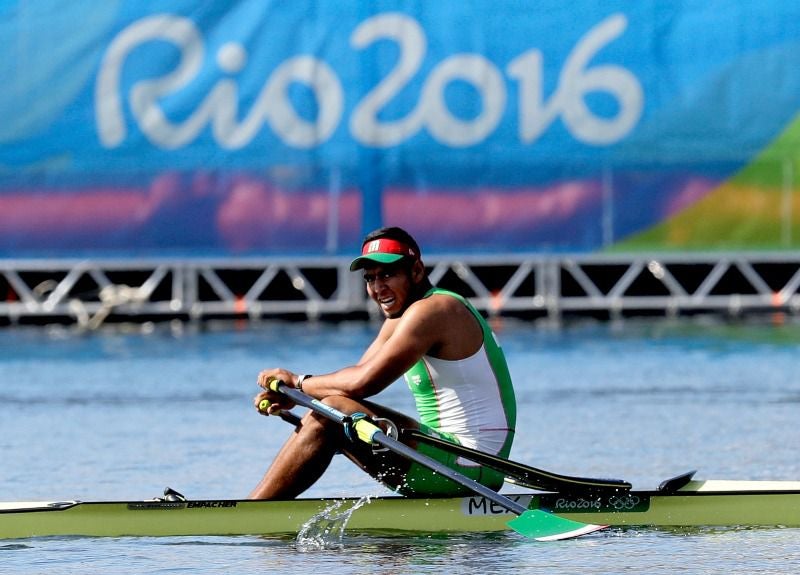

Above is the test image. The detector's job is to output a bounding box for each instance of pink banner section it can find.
[0,176,607,255]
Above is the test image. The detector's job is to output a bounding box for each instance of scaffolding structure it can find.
[2,253,800,327]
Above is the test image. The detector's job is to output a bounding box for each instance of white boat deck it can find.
[684,480,800,492]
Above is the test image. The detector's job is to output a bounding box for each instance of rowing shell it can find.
[2,478,799,539]
[3,479,800,538]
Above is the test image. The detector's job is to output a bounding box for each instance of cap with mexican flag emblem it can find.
[349,238,419,271]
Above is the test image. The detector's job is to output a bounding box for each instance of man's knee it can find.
[318,394,366,414]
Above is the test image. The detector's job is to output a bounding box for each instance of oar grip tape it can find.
[343,412,379,444]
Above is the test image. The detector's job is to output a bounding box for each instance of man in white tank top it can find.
[249,227,516,498]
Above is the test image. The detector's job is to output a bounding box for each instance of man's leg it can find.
[248,408,341,499]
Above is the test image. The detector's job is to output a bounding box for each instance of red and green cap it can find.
[349,238,419,271]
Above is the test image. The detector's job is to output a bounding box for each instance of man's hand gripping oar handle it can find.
[263,378,607,541]
[258,398,302,427]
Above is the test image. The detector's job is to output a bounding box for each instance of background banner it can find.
[1,0,799,256]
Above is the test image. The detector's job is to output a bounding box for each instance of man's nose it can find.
[372,275,392,290]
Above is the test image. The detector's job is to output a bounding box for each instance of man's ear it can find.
[411,259,425,283]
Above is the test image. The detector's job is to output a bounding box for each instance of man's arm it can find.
[356,316,397,365]
[257,297,447,403]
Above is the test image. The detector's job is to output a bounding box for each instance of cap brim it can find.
[349,253,405,271]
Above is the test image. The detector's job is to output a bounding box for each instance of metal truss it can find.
[428,253,800,319]
[2,253,799,327]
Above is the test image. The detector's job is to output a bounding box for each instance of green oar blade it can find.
[508,510,607,541]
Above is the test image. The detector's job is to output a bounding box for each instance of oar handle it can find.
[258,397,303,427]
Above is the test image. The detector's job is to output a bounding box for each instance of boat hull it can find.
[2,480,799,539]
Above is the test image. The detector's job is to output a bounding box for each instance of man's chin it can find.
[377,303,404,319]
[379,306,399,319]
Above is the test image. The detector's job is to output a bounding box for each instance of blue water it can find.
[2,317,800,573]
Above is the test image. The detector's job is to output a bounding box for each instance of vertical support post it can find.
[326,167,341,254]
[782,157,793,248]
[542,258,562,323]
[602,165,614,248]
[359,149,383,238]
[356,4,383,239]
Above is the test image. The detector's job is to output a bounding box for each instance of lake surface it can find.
[1,316,799,573]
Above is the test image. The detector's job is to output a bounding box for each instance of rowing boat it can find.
[3,475,799,539]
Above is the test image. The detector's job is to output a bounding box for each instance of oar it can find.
[403,429,631,493]
[267,406,303,428]
[261,380,606,541]
[264,407,630,494]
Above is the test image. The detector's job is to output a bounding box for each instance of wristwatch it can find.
[296,374,312,392]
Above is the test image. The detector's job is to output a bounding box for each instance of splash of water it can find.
[295,496,372,551]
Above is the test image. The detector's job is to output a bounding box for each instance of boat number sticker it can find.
[462,494,533,516]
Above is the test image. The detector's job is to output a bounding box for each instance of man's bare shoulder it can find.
[402,291,478,333]
[406,290,464,316]
[402,292,482,358]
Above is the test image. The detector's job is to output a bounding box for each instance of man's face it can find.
[362,263,413,319]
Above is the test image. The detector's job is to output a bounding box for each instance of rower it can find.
[249,226,517,499]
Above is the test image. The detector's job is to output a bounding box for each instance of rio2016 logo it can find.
[96,12,642,151]
[553,494,643,512]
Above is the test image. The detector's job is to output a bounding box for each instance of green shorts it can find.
[396,425,506,497]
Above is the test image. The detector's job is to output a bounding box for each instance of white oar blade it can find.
[533,522,608,541]
[507,510,607,541]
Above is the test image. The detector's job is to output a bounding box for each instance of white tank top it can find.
[416,350,512,455]
[403,288,516,458]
